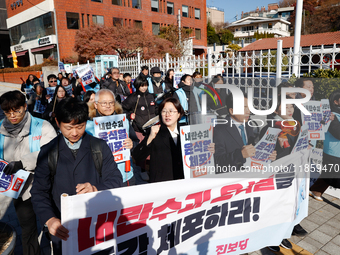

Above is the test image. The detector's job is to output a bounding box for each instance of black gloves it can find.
[3,161,23,175]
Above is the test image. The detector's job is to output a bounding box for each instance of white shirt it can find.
[167,125,179,145]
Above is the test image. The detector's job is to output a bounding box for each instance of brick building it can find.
[6,0,207,67]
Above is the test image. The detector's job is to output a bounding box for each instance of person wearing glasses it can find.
[0,91,56,255]
[86,89,139,186]
[101,67,131,103]
[133,97,214,183]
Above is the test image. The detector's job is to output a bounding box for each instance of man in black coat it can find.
[213,93,276,172]
[101,67,131,102]
[31,97,123,255]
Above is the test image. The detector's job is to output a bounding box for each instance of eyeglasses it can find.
[97,101,115,107]
[111,72,119,74]
[161,110,178,116]
[49,80,58,83]
[4,109,23,116]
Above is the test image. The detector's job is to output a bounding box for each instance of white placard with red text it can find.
[180,124,214,179]
[93,114,130,163]
[302,101,324,140]
[0,160,30,199]
[61,151,309,255]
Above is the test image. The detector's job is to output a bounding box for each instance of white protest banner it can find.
[174,72,185,88]
[302,101,324,140]
[24,87,34,96]
[64,84,73,96]
[64,64,72,73]
[244,128,281,170]
[309,148,323,187]
[0,160,30,199]
[291,125,309,154]
[58,61,65,72]
[93,114,130,163]
[61,151,309,255]
[74,64,93,78]
[321,99,331,133]
[33,100,46,114]
[180,124,214,179]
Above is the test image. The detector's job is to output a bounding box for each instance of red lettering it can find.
[235,181,255,196]
[78,217,94,252]
[178,190,211,214]
[95,211,117,245]
[211,184,243,204]
[253,177,275,192]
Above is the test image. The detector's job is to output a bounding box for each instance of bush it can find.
[304,69,340,100]
[0,59,58,73]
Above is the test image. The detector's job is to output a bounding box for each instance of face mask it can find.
[153,76,162,83]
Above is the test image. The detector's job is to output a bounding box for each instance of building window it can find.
[195,28,201,40]
[91,0,102,2]
[112,0,121,6]
[241,26,253,31]
[167,2,174,15]
[182,5,188,17]
[268,23,273,29]
[151,0,159,12]
[66,12,79,29]
[92,15,104,25]
[195,8,200,19]
[132,0,141,9]
[113,17,123,26]
[134,20,143,29]
[81,14,84,28]
[87,14,90,26]
[152,23,160,35]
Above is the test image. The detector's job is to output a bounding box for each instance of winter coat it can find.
[101,78,131,101]
[0,113,57,200]
[122,91,157,133]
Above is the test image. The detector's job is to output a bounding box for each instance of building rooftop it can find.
[239,31,340,51]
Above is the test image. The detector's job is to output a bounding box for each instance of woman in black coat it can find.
[132,97,185,182]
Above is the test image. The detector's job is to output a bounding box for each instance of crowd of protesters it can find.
[0,66,338,254]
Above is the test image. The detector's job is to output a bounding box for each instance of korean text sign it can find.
[302,101,325,140]
[180,124,214,178]
[93,114,130,163]
[61,151,309,255]
[0,159,30,199]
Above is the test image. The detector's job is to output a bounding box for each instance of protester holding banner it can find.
[132,97,186,182]
[0,91,57,255]
[27,81,46,119]
[31,97,123,255]
[86,89,139,186]
[101,67,131,103]
[43,85,69,131]
[310,89,340,201]
[122,77,157,134]
[21,74,38,92]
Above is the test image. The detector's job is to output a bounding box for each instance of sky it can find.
[207,0,280,23]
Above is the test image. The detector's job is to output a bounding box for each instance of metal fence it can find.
[94,42,340,109]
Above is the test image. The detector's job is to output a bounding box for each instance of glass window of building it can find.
[152,23,160,35]
[91,0,102,2]
[93,15,104,25]
[151,0,159,12]
[134,20,143,29]
[195,8,200,19]
[132,0,141,9]
[66,12,79,29]
[9,12,55,45]
[182,5,188,17]
[195,28,201,40]
[112,0,121,6]
[167,2,174,15]
[113,17,123,26]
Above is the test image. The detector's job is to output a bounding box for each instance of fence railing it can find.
[95,42,340,109]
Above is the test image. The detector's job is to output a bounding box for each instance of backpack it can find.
[48,136,103,184]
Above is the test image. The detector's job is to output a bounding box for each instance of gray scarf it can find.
[3,111,29,137]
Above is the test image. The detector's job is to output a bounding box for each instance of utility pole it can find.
[292,0,303,76]
[178,9,181,46]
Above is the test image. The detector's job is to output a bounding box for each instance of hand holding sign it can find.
[46,217,69,241]
[123,138,133,150]
[241,145,256,158]
[3,161,23,175]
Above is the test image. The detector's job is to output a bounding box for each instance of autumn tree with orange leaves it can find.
[74,25,180,61]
